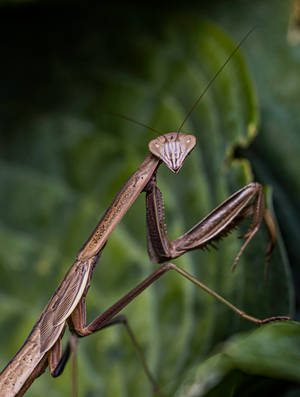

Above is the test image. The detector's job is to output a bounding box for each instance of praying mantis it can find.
[0,30,291,397]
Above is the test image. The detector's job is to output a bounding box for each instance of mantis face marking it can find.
[148,132,196,173]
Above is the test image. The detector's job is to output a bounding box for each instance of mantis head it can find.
[148,132,196,173]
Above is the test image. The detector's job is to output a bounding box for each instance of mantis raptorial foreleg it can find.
[145,174,273,272]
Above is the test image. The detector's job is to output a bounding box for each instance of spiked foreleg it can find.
[145,174,172,263]
[145,179,274,271]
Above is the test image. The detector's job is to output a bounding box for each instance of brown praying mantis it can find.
[0,31,291,397]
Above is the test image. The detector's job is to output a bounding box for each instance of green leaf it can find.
[176,321,300,397]
[0,3,294,397]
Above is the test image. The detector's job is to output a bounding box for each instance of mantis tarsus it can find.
[0,32,291,397]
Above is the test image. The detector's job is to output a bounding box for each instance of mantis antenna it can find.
[176,26,256,136]
[111,112,162,135]
[113,27,256,142]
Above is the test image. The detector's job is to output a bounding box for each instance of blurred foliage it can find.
[0,1,299,396]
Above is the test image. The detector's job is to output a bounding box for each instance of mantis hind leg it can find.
[49,334,77,375]
[67,306,164,397]
[49,314,164,397]
[49,335,78,397]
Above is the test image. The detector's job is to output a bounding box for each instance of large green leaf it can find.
[0,3,295,397]
[176,321,300,397]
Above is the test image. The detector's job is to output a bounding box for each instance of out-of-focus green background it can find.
[1,1,300,396]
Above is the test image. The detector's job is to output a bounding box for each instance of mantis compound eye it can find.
[148,132,196,173]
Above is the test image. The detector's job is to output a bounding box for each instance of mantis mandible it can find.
[0,31,290,397]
